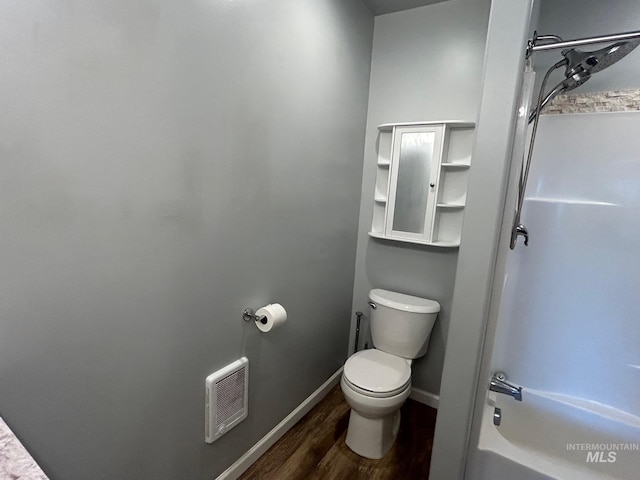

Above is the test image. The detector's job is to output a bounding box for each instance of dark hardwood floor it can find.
[239,384,437,480]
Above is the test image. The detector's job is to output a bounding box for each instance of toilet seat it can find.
[343,349,411,398]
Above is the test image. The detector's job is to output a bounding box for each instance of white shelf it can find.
[379,120,475,131]
[370,121,473,247]
[441,162,470,169]
[368,231,459,248]
[437,203,465,209]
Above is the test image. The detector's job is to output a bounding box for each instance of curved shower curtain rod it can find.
[527,29,640,55]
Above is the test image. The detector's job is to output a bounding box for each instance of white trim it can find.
[215,368,343,480]
[409,387,439,409]
[378,121,475,130]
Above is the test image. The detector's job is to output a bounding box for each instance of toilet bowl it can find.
[341,289,440,459]
[341,349,412,459]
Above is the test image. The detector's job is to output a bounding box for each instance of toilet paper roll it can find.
[255,303,287,333]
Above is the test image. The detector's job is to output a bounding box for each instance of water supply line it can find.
[354,311,363,353]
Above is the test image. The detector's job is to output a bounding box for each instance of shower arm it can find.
[527,29,640,56]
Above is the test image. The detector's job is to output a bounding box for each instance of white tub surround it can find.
[470,390,640,480]
[466,102,640,480]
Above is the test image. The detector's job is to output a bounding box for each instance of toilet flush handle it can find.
[368,301,377,309]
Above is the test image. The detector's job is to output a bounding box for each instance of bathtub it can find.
[466,389,640,480]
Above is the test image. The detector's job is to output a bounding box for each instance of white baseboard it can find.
[215,368,343,480]
[410,387,439,409]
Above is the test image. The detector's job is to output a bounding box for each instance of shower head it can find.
[529,39,640,123]
[563,40,640,78]
[560,40,640,92]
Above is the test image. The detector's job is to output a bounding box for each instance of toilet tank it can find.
[368,289,440,359]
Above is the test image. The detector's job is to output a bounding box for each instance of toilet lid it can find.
[344,349,411,396]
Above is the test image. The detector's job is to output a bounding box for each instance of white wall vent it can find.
[205,357,249,443]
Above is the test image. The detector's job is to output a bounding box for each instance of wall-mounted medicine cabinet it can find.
[369,121,475,247]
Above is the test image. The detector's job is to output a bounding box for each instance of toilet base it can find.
[345,408,401,459]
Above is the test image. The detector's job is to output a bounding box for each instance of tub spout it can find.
[489,372,522,401]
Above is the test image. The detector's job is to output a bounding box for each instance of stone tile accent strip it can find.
[0,417,49,480]
[542,89,640,115]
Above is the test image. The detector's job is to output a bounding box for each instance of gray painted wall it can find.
[430,1,537,478]
[0,1,373,479]
[349,0,491,395]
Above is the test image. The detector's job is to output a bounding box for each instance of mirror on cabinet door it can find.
[386,125,443,242]
[370,121,474,247]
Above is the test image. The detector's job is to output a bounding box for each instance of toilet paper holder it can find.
[242,307,268,325]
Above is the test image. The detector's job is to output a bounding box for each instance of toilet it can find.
[340,288,440,459]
